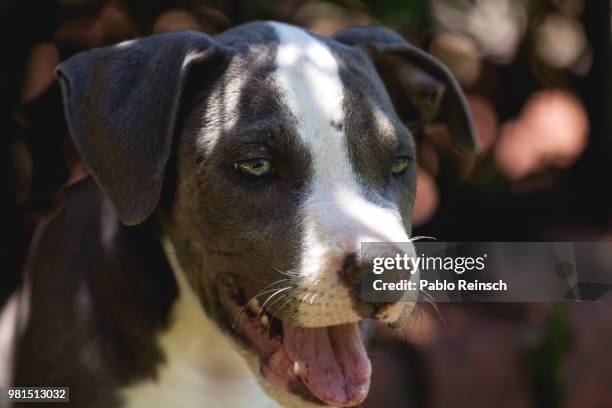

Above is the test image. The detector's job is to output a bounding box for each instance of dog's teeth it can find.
[259,314,270,329]
[248,298,262,314]
[292,361,300,376]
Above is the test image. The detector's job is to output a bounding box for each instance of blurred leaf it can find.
[365,0,430,28]
[529,305,571,408]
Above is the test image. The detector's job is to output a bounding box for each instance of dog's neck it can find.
[158,235,248,377]
[118,236,280,408]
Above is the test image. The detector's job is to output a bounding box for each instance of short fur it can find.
[5,21,477,408]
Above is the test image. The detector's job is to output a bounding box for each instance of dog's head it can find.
[57,21,477,407]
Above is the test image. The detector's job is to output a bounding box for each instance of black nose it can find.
[338,253,362,289]
[339,250,412,314]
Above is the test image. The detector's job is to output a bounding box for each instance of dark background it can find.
[1,0,611,407]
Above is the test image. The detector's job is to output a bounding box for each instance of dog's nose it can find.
[338,253,362,289]
[338,250,413,323]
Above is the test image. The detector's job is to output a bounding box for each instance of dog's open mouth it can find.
[219,279,371,407]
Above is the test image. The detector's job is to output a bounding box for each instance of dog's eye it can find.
[391,157,411,175]
[234,158,275,178]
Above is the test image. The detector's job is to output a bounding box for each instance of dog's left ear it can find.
[334,26,479,153]
[56,32,230,225]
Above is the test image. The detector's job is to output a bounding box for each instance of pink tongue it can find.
[283,322,371,406]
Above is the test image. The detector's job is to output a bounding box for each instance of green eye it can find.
[391,157,411,175]
[234,158,275,178]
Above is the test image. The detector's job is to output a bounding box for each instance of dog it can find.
[2,21,477,408]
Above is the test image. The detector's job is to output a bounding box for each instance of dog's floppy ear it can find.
[56,32,229,225]
[334,26,479,153]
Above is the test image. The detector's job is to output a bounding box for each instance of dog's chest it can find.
[118,246,279,408]
[119,318,274,408]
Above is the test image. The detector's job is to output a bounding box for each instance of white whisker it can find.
[300,293,311,309]
[275,296,295,319]
[274,268,300,278]
[231,281,293,329]
[257,286,294,319]
[409,235,436,242]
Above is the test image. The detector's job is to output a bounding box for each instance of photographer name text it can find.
[372,279,508,292]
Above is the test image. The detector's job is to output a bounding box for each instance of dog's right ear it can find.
[56,32,230,225]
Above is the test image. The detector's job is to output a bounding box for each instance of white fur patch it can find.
[119,238,280,408]
[269,22,412,327]
[0,293,20,388]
